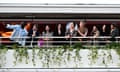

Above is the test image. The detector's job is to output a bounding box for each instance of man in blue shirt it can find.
[5,22,28,46]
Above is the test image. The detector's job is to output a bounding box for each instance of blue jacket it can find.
[6,24,28,46]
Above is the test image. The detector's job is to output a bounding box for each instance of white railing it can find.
[0,36,119,48]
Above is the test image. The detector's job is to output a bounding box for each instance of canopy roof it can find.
[0,0,120,4]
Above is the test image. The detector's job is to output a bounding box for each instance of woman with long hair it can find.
[27,24,40,47]
[77,21,88,41]
[65,22,77,45]
[42,25,53,47]
[53,24,65,45]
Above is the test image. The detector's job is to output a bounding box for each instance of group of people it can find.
[4,21,119,47]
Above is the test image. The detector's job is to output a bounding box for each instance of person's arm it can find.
[73,31,77,37]
[6,24,20,29]
[24,29,28,37]
[21,29,28,46]
[77,30,85,37]
[65,29,70,39]
[111,30,116,38]
[84,28,88,36]
[94,31,100,37]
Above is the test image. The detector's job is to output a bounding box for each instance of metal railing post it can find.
[70,37,72,47]
[47,39,48,48]
[0,37,1,46]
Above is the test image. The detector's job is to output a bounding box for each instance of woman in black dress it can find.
[100,24,110,45]
[53,24,65,45]
[27,24,40,47]
[101,24,109,36]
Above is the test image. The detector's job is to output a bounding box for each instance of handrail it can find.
[0,36,119,38]
[0,36,119,48]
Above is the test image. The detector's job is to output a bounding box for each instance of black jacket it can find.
[110,28,119,41]
[53,29,65,45]
[26,30,40,45]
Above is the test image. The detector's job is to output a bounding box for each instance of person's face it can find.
[102,24,106,31]
[93,26,97,31]
[58,24,61,29]
[33,25,37,31]
[111,24,114,29]
[70,22,74,29]
[79,21,85,28]
[45,25,50,31]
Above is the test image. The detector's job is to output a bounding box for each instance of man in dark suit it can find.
[110,23,119,41]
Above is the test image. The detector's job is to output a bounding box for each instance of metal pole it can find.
[70,37,72,47]
[0,37,1,46]
[30,37,33,48]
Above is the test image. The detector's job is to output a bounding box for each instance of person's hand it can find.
[32,31,36,37]
[83,35,86,37]
[32,34,35,37]
[93,36,97,38]
[79,39,82,41]
[65,35,70,38]
[44,38,49,41]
